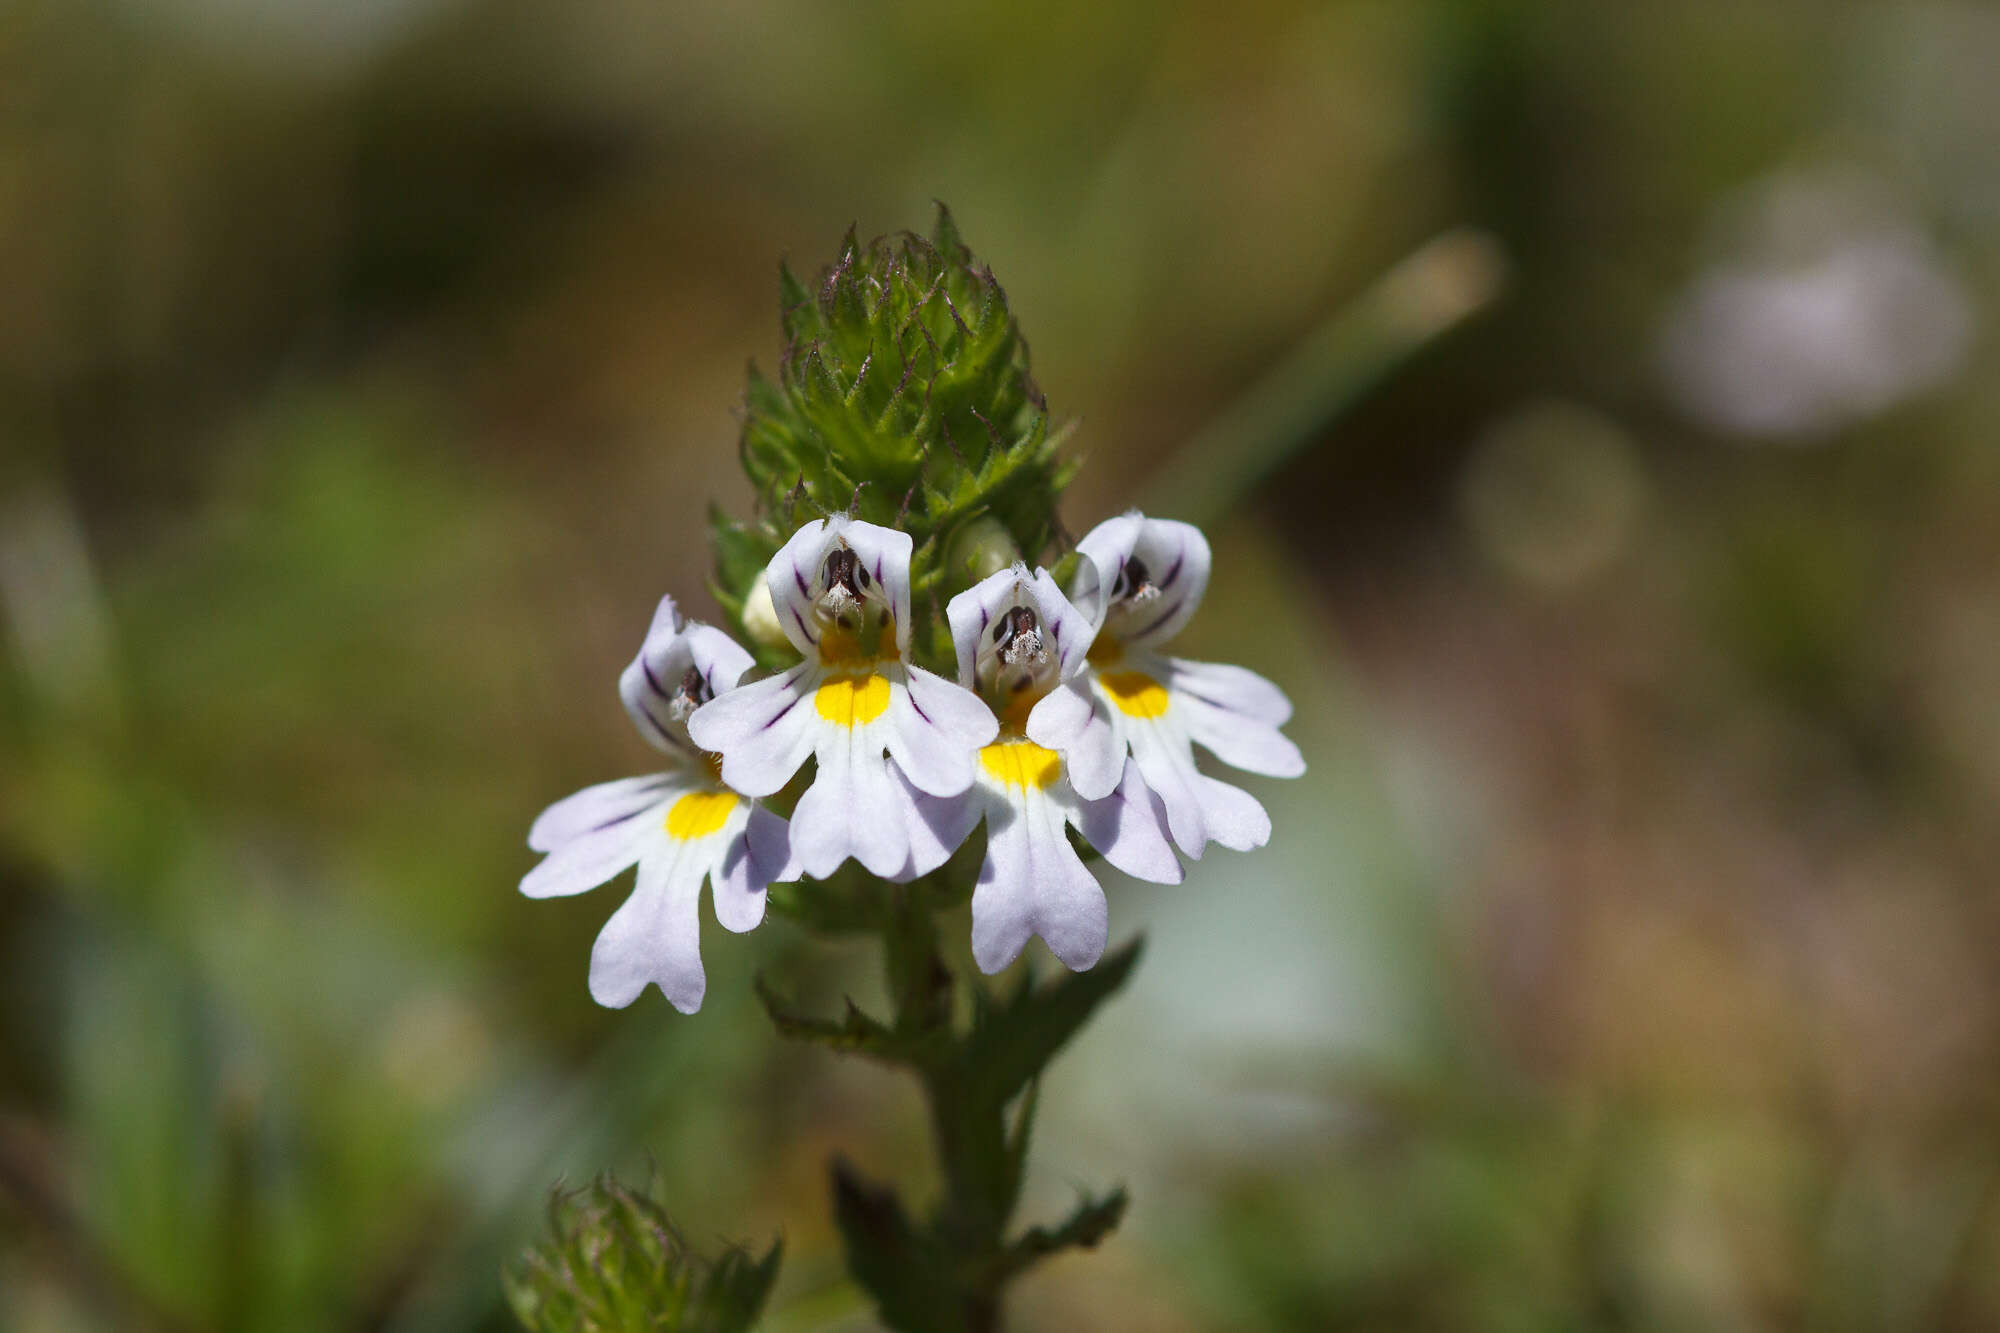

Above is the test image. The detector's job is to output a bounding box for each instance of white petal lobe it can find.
[528,775,672,853]
[1074,758,1183,885]
[1180,694,1306,778]
[1027,683,1121,800]
[889,666,997,797]
[711,806,775,934]
[1169,657,1294,727]
[970,786,1108,974]
[687,668,818,797]
[588,845,708,1012]
[520,814,653,899]
[1195,774,1272,852]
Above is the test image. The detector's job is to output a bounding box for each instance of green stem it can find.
[883,884,1010,1333]
[816,880,1136,1328]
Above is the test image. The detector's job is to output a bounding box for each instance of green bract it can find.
[504,1175,780,1333]
[712,206,1074,675]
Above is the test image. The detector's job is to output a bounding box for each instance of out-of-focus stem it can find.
[1141,227,1508,524]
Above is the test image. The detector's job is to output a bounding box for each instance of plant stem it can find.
[884,883,1010,1333]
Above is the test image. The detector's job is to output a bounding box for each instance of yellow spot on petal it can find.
[814,673,892,728]
[979,740,1062,790]
[665,789,739,841]
[1098,670,1169,719]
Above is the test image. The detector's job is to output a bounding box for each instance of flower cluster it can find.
[523,510,1303,1011]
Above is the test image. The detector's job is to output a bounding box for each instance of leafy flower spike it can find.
[1029,513,1305,856]
[915,565,1180,973]
[687,516,998,880]
[521,597,792,1013]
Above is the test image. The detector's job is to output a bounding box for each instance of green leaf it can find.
[764,861,886,934]
[754,976,941,1067]
[996,1078,1041,1225]
[830,1158,963,1333]
[962,939,1143,1110]
[995,1188,1128,1282]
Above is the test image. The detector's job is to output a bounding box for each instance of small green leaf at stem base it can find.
[753,975,946,1067]
[993,1189,1129,1284]
[830,1158,970,1333]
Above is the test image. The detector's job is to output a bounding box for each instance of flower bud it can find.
[710,207,1074,676]
[505,1174,780,1333]
[739,572,789,652]
[945,514,1021,586]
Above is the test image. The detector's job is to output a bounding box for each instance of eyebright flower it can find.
[1029,513,1305,857]
[521,597,792,1013]
[904,565,1181,974]
[686,517,998,880]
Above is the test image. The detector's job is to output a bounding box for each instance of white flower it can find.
[1028,513,1304,857]
[521,597,792,1013]
[915,565,1181,973]
[686,516,998,880]
[1658,166,1975,440]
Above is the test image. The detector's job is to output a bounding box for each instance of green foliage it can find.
[960,940,1143,1113]
[712,206,1074,674]
[504,1176,780,1333]
[711,212,1128,1330]
[828,1160,965,1333]
[768,919,1143,1333]
[993,1188,1128,1285]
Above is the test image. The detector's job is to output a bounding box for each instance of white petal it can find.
[1168,657,1294,726]
[833,519,915,659]
[711,804,780,933]
[746,799,799,886]
[1071,758,1183,885]
[765,516,915,660]
[1124,720,1209,858]
[1031,566,1098,682]
[620,597,758,754]
[886,666,996,797]
[891,764,982,882]
[1179,693,1305,779]
[1074,513,1211,647]
[1195,774,1272,851]
[588,845,707,1012]
[520,807,655,898]
[766,518,836,657]
[971,788,1108,974]
[1068,512,1141,627]
[527,774,673,853]
[686,666,818,797]
[1026,681,1122,800]
[945,565,1097,690]
[947,566,1027,688]
[790,726,911,879]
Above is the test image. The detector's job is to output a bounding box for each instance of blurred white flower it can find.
[1658,167,1976,439]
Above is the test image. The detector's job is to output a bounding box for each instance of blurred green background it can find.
[4,2,1999,1329]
